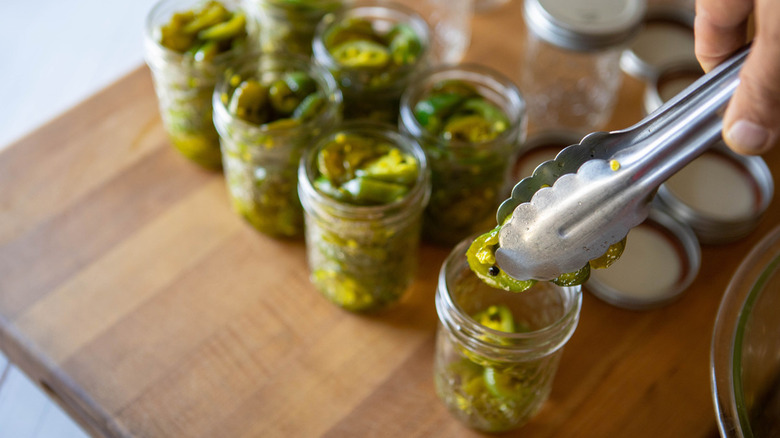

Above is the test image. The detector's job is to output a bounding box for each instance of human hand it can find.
[695,0,779,155]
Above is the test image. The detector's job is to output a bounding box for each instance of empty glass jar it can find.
[434,237,582,432]
[520,0,644,133]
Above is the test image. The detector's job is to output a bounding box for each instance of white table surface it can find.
[0,0,159,151]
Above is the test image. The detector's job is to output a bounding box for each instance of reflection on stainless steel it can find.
[495,46,749,281]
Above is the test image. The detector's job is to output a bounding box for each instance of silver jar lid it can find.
[586,206,701,310]
[523,0,646,51]
[643,61,704,114]
[512,130,584,181]
[656,143,774,244]
[620,5,697,80]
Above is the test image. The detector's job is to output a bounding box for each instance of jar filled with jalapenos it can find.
[245,0,342,55]
[400,64,526,245]
[144,0,257,170]
[298,122,430,312]
[312,2,430,123]
[213,55,342,237]
[434,237,582,432]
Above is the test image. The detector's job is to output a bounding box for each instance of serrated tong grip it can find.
[495,46,750,281]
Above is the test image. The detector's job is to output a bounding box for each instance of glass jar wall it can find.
[400,64,526,245]
[213,55,342,237]
[144,0,258,169]
[434,237,582,432]
[298,122,431,312]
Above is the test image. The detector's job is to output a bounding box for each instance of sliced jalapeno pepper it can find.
[466,226,537,293]
[552,263,591,287]
[314,133,418,206]
[413,93,465,134]
[228,79,269,124]
[332,40,391,68]
[355,148,418,185]
[183,1,230,34]
[293,92,326,121]
[442,114,498,143]
[387,23,422,65]
[198,11,246,41]
[340,177,409,205]
[471,304,515,333]
[483,367,527,400]
[589,237,627,269]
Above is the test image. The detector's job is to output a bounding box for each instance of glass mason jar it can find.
[144,0,258,170]
[520,0,644,133]
[391,0,472,63]
[298,122,431,312]
[312,2,431,123]
[212,55,342,237]
[399,64,526,245]
[244,0,343,55]
[434,237,582,432]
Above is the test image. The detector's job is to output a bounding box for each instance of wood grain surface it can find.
[1,3,778,437]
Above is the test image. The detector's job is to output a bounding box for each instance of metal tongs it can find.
[495,46,750,281]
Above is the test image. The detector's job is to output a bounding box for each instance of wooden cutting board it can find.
[1,3,778,437]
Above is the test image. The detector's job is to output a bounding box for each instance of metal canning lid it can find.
[643,61,704,114]
[620,5,696,80]
[656,143,774,244]
[523,0,646,51]
[586,206,701,310]
[511,130,584,182]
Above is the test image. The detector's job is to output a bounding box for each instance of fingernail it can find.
[726,120,770,153]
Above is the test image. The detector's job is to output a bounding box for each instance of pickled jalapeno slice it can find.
[223,70,325,129]
[412,80,507,141]
[324,16,423,84]
[466,225,536,293]
[159,1,248,57]
[313,133,418,206]
[467,215,627,290]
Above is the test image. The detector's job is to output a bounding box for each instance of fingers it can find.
[694,0,753,71]
[723,0,780,154]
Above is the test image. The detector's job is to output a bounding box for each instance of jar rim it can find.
[144,0,254,68]
[399,63,527,150]
[435,237,582,357]
[298,120,431,221]
[311,2,431,85]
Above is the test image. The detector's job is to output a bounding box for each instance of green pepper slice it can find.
[589,237,627,269]
[442,114,499,143]
[183,1,230,34]
[293,92,326,121]
[413,93,465,134]
[331,40,391,68]
[552,263,591,287]
[340,177,409,205]
[471,304,515,333]
[483,367,527,400]
[228,79,269,124]
[198,11,246,41]
[387,23,422,65]
[466,226,537,293]
[355,148,418,185]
